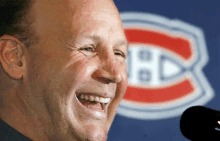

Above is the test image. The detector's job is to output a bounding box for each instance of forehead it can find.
[34,0,120,27]
[33,0,125,43]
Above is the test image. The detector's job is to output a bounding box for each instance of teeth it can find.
[95,96,99,101]
[78,94,110,104]
[80,95,84,99]
[100,97,106,103]
[89,95,95,101]
[85,95,89,100]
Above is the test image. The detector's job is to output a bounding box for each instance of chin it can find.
[86,126,108,141]
[73,124,108,141]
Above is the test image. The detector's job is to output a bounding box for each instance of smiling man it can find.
[0,0,128,140]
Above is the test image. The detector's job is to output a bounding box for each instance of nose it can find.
[93,50,122,84]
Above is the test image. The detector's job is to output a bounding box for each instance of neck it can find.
[0,89,50,141]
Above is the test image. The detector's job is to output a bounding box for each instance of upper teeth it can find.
[79,94,111,104]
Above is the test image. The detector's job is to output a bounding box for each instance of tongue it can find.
[79,99,102,111]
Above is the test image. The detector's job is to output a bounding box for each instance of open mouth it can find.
[77,94,110,111]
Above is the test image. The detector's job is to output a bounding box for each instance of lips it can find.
[75,93,112,119]
[78,98,103,111]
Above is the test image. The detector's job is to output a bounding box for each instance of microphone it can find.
[180,106,220,141]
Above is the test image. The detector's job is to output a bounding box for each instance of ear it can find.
[0,35,26,80]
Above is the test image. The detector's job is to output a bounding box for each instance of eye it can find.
[114,50,125,58]
[79,45,97,57]
[80,47,96,52]
[114,50,127,63]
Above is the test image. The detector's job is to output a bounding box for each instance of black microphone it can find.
[180,106,220,141]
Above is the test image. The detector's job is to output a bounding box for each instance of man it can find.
[0,0,128,140]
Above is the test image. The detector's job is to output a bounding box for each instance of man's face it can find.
[23,0,127,140]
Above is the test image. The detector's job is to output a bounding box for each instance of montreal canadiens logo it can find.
[117,12,214,120]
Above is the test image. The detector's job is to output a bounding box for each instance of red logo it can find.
[117,12,214,120]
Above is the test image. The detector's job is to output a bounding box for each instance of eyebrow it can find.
[83,34,129,50]
[114,39,129,50]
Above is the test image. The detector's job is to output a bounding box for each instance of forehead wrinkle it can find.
[74,34,128,50]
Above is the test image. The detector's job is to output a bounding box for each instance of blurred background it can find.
[108,0,220,141]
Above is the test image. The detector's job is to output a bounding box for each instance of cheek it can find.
[25,48,63,86]
[53,58,98,95]
[106,62,128,124]
[118,62,128,96]
[110,61,128,104]
[116,72,128,101]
